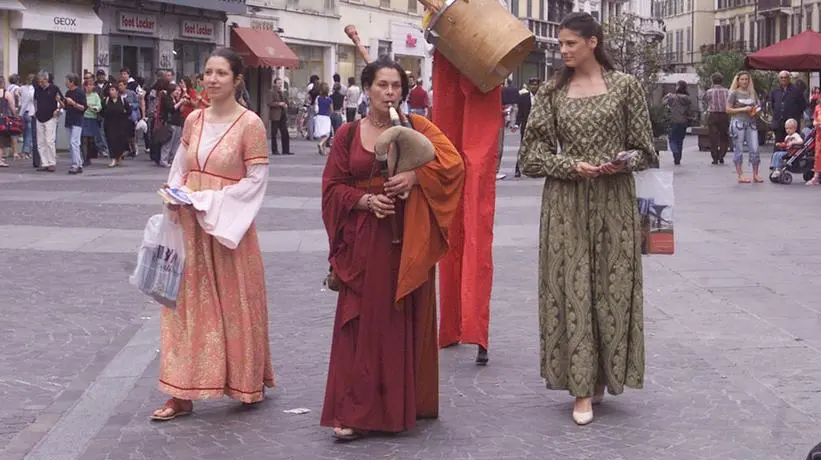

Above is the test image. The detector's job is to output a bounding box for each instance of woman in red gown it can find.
[320,57,465,441]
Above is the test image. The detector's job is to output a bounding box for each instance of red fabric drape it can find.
[433,51,501,350]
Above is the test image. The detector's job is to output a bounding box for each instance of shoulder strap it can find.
[345,119,360,151]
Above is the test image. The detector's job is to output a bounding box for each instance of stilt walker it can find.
[421,1,534,364]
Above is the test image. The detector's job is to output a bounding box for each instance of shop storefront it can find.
[9,0,100,80]
[229,25,298,129]
[96,0,227,82]
[287,43,327,91]
[390,21,427,80]
[512,50,547,88]
[9,0,102,151]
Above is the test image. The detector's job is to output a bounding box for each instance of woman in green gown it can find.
[518,12,659,426]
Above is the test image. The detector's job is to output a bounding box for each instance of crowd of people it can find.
[668,69,821,184]
[267,71,431,157]
[0,67,217,172]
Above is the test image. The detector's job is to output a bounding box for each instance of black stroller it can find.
[768,127,816,184]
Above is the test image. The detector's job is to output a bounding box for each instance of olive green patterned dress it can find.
[518,71,659,398]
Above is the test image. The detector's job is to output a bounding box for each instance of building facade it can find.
[2,0,100,82]
[95,0,240,81]
[654,0,715,72]
[509,0,572,86]
[226,0,432,111]
[713,0,819,54]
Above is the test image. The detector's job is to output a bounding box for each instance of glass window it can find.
[174,42,214,81]
[407,0,416,12]
[19,31,79,91]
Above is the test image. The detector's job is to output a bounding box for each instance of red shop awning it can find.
[231,27,299,69]
[744,30,821,72]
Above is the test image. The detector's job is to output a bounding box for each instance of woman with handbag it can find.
[100,84,131,167]
[0,80,19,167]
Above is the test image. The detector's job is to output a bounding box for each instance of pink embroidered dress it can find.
[161,108,274,403]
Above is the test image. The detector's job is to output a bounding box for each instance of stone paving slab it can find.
[2,137,821,460]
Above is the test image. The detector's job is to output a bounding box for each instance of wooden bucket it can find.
[424,0,535,93]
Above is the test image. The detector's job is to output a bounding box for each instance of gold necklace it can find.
[367,116,391,129]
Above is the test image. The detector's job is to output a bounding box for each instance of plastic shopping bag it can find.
[635,169,674,255]
[129,213,186,308]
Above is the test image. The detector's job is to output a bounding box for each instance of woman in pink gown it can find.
[151,48,274,421]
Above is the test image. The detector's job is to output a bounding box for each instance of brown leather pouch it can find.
[324,267,341,292]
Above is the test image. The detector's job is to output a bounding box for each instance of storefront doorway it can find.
[286,44,325,95]
[396,55,421,79]
[110,37,155,79]
[18,31,80,83]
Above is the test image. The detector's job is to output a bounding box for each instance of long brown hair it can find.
[548,12,615,95]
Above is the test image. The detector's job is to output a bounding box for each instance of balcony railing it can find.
[757,0,790,13]
[700,40,756,54]
[524,18,559,43]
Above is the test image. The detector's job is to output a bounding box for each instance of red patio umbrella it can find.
[744,30,821,71]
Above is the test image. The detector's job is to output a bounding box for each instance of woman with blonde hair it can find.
[726,71,762,183]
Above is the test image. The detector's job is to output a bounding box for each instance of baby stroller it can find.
[769,128,816,184]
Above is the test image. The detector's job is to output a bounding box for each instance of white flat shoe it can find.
[572,410,594,425]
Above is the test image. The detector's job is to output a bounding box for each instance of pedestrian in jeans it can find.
[702,73,730,165]
[662,80,694,166]
[727,71,762,184]
[18,74,36,162]
[33,72,62,172]
[63,73,87,174]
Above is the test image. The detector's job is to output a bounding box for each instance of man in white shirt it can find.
[344,77,361,123]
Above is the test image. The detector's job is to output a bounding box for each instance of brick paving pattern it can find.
[0,136,819,460]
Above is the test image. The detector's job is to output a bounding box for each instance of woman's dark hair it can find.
[361,56,410,101]
[207,47,245,79]
[549,12,615,94]
[675,80,688,95]
[152,78,169,92]
[181,76,194,91]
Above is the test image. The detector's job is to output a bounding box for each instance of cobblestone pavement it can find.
[1,135,820,460]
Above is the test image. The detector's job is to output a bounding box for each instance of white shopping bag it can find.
[635,169,675,255]
[129,213,186,308]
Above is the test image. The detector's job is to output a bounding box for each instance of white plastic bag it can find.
[635,169,675,255]
[129,213,186,308]
[135,118,148,134]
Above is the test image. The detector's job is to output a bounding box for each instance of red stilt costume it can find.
[433,50,501,351]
